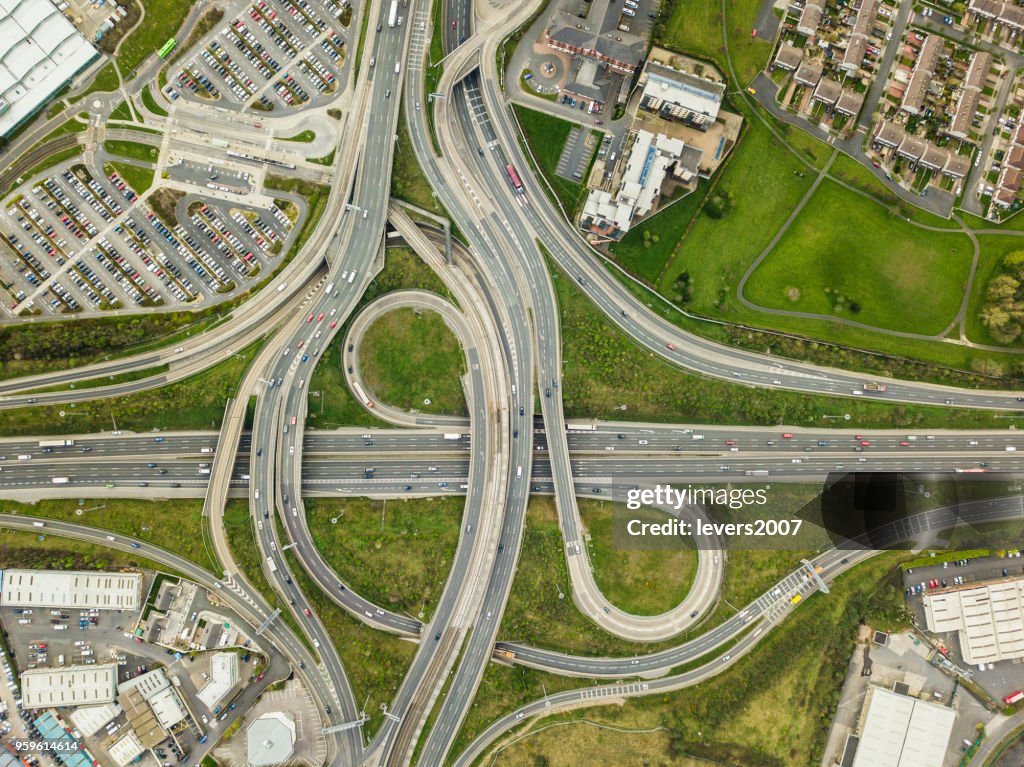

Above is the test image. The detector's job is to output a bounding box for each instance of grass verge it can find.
[305,496,462,621]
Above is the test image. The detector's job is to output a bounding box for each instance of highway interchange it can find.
[4,0,1024,763]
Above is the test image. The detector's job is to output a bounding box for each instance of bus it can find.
[157,38,177,59]
[1006,691,1024,705]
[505,164,524,193]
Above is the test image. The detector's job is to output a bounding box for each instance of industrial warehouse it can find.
[0,569,143,611]
[0,0,98,137]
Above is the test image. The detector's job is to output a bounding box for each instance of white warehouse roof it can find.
[852,687,955,767]
[0,0,98,136]
[69,702,122,736]
[117,668,187,729]
[108,731,145,767]
[197,652,239,710]
[21,664,118,709]
[0,569,142,610]
[923,578,1024,664]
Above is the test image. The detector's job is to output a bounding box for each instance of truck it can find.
[387,0,397,27]
[494,648,516,660]
[266,557,277,573]
[200,447,214,454]
[863,382,888,392]
[32,521,45,528]
[39,440,73,448]
[51,477,70,484]
[443,433,463,440]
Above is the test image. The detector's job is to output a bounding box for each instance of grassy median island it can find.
[359,308,467,416]
[283,548,415,740]
[552,256,1022,428]
[581,499,697,616]
[103,139,159,163]
[305,497,462,621]
[461,551,909,767]
[3,498,217,571]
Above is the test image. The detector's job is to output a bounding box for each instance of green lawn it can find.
[37,117,88,147]
[306,150,335,166]
[282,130,316,142]
[966,235,1024,351]
[581,499,697,616]
[554,253,1020,428]
[305,496,463,621]
[657,110,813,317]
[109,101,135,121]
[0,337,263,436]
[512,104,586,215]
[140,85,169,117]
[5,498,217,571]
[117,0,193,74]
[462,553,909,767]
[608,183,708,284]
[306,247,454,429]
[659,0,772,86]
[106,161,154,195]
[283,547,415,739]
[359,308,467,415]
[743,180,973,334]
[71,62,120,103]
[104,140,159,163]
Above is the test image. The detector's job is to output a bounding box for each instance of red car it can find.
[297,340,304,348]
[725,440,736,446]
[860,440,871,446]
[317,312,324,321]
[451,19,456,28]
[256,673,265,681]
[306,313,314,322]
[900,441,910,446]
[329,320,337,329]
[303,608,312,618]
[666,343,676,351]
[782,433,793,439]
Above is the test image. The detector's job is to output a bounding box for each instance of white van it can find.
[622,7,635,15]
[395,61,401,74]
[516,466,523,480]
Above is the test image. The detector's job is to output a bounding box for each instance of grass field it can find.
[463,553,909,767]
[117,0,193,74]
[282,130,316,142]
[103,140,159,163]
[5,498,218,571]
[608,184,708,284]
[742,180,973,334]
[307,247,454,429]
[283,548,415,739]
[659,0,772,86]
[71,62,120,103]
[512,104,585,215]
[581,499,697,616]
[0,338,262,437]
[109,101,135,121]
[553,254,1021,428]
[359,308,467,416]
[305,496,463,621]
[656,111,813,317]
[106,161,155,195]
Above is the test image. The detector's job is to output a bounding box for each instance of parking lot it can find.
[0,163,295,318]
[165,0,349,112]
